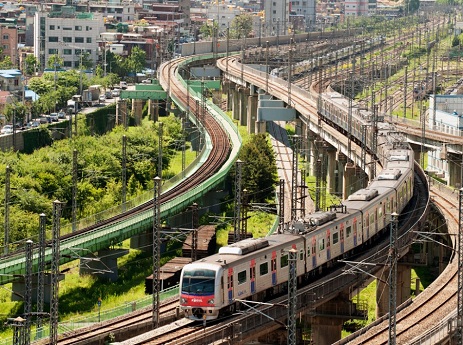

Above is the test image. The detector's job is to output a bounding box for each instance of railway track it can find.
[33,57,232,345]
[339,185,458,344]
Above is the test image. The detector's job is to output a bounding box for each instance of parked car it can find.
[36,117,48,124]
[99,94,106,102]
[29,120,40,128]
[141,79,152,84]
[1,124,13,134]
[49,113,59,122]
[111,88,121,97]
[120,81,128,90]
[105,91,112,99]
[57,111,66,119]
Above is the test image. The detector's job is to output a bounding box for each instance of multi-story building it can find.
[206,3,242,34]
[263,0,290,36]
[0,26,20,67]
[33,8,105,71]
[290,0,316,30]
[344,0,370,16]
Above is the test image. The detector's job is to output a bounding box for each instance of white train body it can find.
[180,146,415,320]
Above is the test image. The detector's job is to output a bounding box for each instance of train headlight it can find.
[181,298,188,304]
[207,299,214,305]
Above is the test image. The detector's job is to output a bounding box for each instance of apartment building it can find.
[33,8,105,71]
[263,0,290,36]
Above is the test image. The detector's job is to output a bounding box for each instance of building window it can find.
[2,45,8,50]
[49,37,59,42]
[49,25,55,30]
[75,37,84,43]
[86,37,92,43]
[2,35,8,40]
[280,254,288,268]
[75,49,82,55]
[75,26,82,31]
[63,49,72,55]
[63,61,72,67]
[86,26,92,31]
[63,27,72,30]
[63,37,72,43]
[48,48,58,54]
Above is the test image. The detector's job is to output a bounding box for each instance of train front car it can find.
[179,262,223,320]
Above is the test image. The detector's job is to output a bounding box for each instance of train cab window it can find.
[333,232,339,244]
[238,270,247,285]
[319,238,325,251]
[280,254,289,268]
[346,226,352,238]
[300,249,304,260]
[260,262,269,276]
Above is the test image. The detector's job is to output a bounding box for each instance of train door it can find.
[353,217,358,246]
[326,229,331,261]
[340,223,345,253]
[271,251,277,286]
[311,237,317,268]
[250,259,256,295]
[227,268,234,304]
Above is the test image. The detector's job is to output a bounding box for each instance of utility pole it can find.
[36,213,46,340]
[457,188,463,344]
[158,123,163,178]
[122,135,127,210]
[72,150,77,232]
[50,200,62,345]
[4,165,10,254]
[24,240,33,345]
[233,160,243,243]
[291,135,300,223]
[278,179,285,233]
[389,213,398,345]
[287,248,297,345]
[191,202,198,262]
[152,176,162,329]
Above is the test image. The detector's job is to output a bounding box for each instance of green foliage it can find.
[199,21,218,39]
[124,46,146,74]
[236,133,278,203]
[25,54,38,75]
[47,54,64,69]
[452,35,460,47]
[230,13,254,39]
[3,102,27,124]
[0,56,13,69]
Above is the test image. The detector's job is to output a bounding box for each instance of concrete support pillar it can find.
[116,99,127,126]
[326,150,337,194]
[131,230,167,253]
[232,87,240,121]
[12,274,64,303]
[447,153,462,187]
[247,94,258,134]
[239,87,249,126]
[80,249,129,282]
[131,99,143,126]
[376,263,411,318]
[148,99,159,122]
[312,316,343,345]
[343,165,356,199]
[255,120,266,134]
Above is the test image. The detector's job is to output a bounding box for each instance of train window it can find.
[300,249,304,260]
[238,270,247,285]
[319,238,325,251]
[370,214,374,226]
[260,262,269,276]
[346,226,352,237]
[250,266,255,280]
[307,246,310,257]
[280,254,289,268]
[333,232,339,244]
[378,206,383,219]
[271,258,277,271]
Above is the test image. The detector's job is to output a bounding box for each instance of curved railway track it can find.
[33,58,232,345]
[340,186,458,344]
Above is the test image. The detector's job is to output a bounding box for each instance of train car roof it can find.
[344,185,395,210]
[187,234,302,268]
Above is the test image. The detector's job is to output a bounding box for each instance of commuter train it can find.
[270,36,385,80]
[179,138,414,320]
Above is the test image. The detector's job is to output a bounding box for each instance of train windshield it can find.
[181,269,215,295]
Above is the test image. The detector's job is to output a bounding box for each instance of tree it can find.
[124,46,146,74]
[47,54,64,69]
[236,133,278,203]
[4,102,27,125]
[0,56,14,69]
[199,21,218,39]
[25,55,38,76]
[230,13,254,39]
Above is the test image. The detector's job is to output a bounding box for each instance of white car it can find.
[1,124,13,134]
[111,88,121,97]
